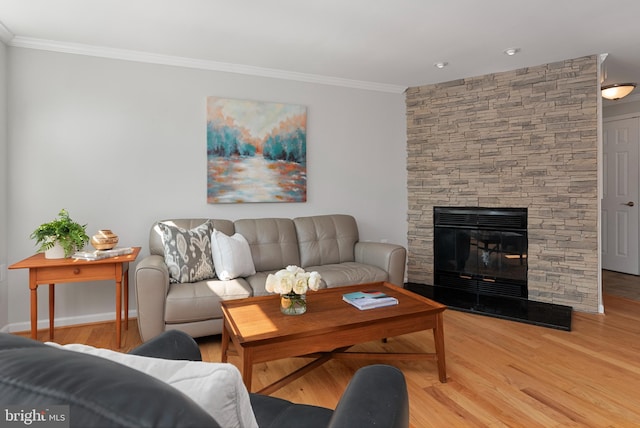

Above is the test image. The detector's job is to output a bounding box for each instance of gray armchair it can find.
[0,331,409,428]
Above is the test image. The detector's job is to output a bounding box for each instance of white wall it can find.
[603,97,640,118]
[5,47,407,331]
[0,41,7,329]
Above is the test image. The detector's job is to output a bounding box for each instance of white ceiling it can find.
[1,0,640,93]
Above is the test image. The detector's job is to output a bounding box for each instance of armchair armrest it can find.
[134,254,170,342]
[128,330,202,361]
[329,364,409,428]
[354,242,407,286]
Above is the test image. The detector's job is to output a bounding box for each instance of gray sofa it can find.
[135,214,407,342]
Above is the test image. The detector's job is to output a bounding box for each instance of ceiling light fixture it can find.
[601,83,637,100]
[503,48,520,56]
[434,62,448,69]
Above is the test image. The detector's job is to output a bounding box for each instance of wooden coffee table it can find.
[221,281,447,394]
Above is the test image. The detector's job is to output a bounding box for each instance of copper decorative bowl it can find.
[91,229,119,250]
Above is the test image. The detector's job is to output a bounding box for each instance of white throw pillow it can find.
[46,342,258,428]
[211,229,257,280]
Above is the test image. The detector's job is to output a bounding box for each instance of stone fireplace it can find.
[406,55,600,313]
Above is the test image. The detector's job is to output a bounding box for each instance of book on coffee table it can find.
[342,290,399,310]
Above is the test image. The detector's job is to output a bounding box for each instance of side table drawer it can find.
[36,263,117,283]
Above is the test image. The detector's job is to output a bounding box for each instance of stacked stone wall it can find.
[406,55,599,312]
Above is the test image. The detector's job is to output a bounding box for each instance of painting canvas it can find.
[207,97,307,203]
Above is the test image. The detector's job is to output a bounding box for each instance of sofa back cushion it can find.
[150,219,234,256]
[234,218,300,272]
[294,215,359,268]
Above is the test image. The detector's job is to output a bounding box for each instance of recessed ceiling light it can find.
[434,62,448,69]
[504,48,521,56]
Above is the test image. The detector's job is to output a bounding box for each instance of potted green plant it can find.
[30,209,90,258]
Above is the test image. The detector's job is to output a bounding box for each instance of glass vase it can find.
[280,292,307,315]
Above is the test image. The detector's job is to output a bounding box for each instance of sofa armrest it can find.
[329,364,409,428]
[354,242,406,286]
[135,254,170,342]
[128,330,202,361]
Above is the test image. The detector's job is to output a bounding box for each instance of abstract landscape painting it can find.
[206,97,307,203]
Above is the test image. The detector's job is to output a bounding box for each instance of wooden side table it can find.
[8,247,140,348]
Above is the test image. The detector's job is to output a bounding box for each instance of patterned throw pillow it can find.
[159,221,216,283]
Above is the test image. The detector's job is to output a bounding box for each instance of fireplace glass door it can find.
[436,228,526,279]
[434,207,528,298]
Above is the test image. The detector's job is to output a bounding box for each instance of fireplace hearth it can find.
[417,206,572,330]
[405,282,572,330]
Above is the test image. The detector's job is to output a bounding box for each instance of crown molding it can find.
[8,36,407,94]
[0,21,14,44]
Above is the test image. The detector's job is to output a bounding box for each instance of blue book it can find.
[342,290,398,310]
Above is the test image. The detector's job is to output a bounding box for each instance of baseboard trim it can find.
[2,310,138,334]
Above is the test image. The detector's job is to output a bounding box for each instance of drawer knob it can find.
[73,268,80,274]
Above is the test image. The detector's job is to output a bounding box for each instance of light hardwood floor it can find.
[603,269,640,301]
[13,278,640,427]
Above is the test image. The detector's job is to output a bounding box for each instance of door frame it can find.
[602,112,640,313]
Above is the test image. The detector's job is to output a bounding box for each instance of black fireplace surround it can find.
[406,206,572,330]
[433,207,528,298]
[434,206,528,298]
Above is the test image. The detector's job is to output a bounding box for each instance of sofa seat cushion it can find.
[165,279,252,323]
[305,262,388,287]
[243,270,328,297]
[243,271,272,297]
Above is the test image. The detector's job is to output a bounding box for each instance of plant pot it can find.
[44,242,66,259]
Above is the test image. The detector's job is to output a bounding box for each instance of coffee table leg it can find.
[241,351,253,392]
[221,321,230,363]
[433,312,447,383]
[221,320,253,391]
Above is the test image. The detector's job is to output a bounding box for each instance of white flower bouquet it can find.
[266,265,322,315]
[265,265,322,295]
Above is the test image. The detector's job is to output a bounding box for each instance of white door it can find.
[602,117,640,274]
